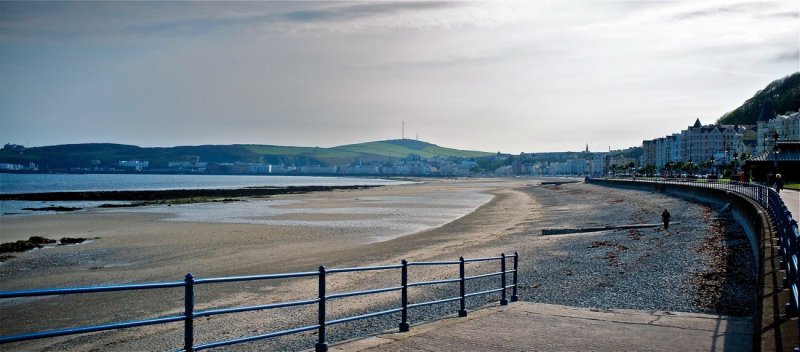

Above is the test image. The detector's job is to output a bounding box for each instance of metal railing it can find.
[599,176,773,206]
[0,253,519,351]
[591,176,800,342]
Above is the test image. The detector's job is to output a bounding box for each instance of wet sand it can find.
[0,179,507,287]
[0,178,754,351]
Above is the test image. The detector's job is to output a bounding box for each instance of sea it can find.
[0,173,410,216]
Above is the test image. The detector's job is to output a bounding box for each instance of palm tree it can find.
[663,162,674,176]
[674,161,685,175]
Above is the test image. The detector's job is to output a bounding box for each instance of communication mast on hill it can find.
[402,121,405,139]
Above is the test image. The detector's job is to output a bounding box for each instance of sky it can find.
[0,1,798,153]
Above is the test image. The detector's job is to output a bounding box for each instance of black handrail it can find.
[0,253,519,351]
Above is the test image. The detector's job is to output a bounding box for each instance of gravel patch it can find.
[514,184,756,315]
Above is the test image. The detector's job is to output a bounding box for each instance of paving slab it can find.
[780,189,798,220]
[330,302,752,352]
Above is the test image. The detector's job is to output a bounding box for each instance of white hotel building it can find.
[642,119,749,169]
[756,102,800,155]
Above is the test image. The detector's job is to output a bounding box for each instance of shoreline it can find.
[0,184,382,201]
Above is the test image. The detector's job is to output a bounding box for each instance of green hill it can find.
[718,72,800,125]
[332,139,491,159]
[0,139,492,170]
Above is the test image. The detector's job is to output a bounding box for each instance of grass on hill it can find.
[245,139,491,163]
[0,139,493,169]
[334,139,492,159]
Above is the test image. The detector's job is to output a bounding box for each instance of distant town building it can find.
[0,163,24,171]
[118,160,149,171]
[168,161,208,172]
[342,165,380,175]
[642,118,750,169]
[757,104,800,154]
[681,119,747,164]
[227,162,267,174]
[590,153,607,176]
[3,144,25,153]
[299,166,338,174]
[494,165,514,176]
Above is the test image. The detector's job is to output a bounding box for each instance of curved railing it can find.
[0,253,519,351]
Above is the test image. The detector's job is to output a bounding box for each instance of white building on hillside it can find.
[757,102,800,154]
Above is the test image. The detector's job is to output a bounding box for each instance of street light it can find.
[724,146,730,164]
[772,132,780,171]
[709,156,715,176]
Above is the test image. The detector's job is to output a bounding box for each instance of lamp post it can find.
[709,156,715,177]
[772,132,780,171]
[724,147,730,176]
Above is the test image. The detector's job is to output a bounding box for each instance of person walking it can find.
[775,174,784,194]
[662,208,671,230]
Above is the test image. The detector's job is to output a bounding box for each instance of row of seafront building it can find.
[157,155,635,178]
[641,103,800,171]
[0,148,639,178]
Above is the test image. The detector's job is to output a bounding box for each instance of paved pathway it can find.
[780,189,799,220]
[331,302,752,352]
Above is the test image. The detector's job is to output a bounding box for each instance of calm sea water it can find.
[0,174,406,194]
[0,174,411,216]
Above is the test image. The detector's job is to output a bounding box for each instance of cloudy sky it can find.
[1,1,797,153]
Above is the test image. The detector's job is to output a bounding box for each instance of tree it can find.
[663,162,675,176]
[639,163,656,176]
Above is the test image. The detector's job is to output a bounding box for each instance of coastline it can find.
[0,184,382,201]
[0,179,756,351]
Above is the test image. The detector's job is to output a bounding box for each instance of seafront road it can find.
[331,302,752,351]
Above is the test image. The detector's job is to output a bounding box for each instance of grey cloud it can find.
[756,11,800,19]
[0,2,467,41]
[280,2,462,23]
[672,2,765,20]
[126,2,462,36]
[120,2,465,37]
[120,12,271,37]
[774,50,800,63]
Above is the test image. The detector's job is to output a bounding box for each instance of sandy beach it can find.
[0,178,754,351]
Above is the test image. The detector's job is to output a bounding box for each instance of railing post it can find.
[316,266,328,352]
[511,252,519,302]
[184,273,195,352]
[459,256,467,317]
[500,253,508,306]
[399,259,410,332]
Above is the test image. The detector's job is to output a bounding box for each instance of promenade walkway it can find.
[780,188,799,219]
[331,302,752,351]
